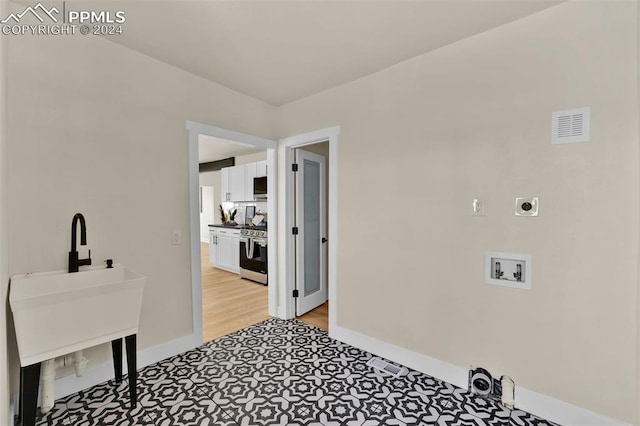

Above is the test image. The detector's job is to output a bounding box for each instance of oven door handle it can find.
[241,237,251,259]
[247,238,254,259]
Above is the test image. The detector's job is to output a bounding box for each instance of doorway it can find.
[187,122,339,345]
[279,126,339,333]
[293,145,328,330]
[199,142,270,341]
[186,121,278,346]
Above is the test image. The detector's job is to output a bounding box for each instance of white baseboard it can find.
[54,332,202,400]
[329,324,629,426]
[10,325,628,426]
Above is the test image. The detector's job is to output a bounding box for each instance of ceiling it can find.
[96,0,562,106]
[199,134,263,163]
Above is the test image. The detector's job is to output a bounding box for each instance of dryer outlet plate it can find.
[515,197,538,216]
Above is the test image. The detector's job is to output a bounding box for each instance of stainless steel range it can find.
[239,228,267,285]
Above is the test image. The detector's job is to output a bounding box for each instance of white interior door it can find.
[295,149,327,315]
[199,186,214,242]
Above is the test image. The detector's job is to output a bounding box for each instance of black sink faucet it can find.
[69,213,92,273]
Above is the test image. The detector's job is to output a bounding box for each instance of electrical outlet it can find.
[171,230,182,245]
[472,198,485,216]
[515,197,538,216]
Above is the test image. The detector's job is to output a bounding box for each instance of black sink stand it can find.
[17,334,137,426]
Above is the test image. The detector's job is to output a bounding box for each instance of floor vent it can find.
[366,357,407,378]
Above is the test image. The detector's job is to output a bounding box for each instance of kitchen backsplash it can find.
[221,201,267,225]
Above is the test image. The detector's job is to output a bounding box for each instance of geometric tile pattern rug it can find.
[32,319,559,426]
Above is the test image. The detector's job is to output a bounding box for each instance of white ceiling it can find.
[100,0,562,106]
[199,134,263,163]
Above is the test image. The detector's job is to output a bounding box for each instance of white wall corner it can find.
[329,324,629,426]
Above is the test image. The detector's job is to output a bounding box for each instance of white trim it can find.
[330,324,629,426]
[278,126,339,322]
[186,121,276,149]
[54,332,201,399]
[187,125,204,344]
[277,142,295,319]
[186,121,279,330]
[9,393,17,426]
[266,147,279,317]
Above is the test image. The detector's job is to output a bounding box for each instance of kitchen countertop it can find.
[208,224,267,230]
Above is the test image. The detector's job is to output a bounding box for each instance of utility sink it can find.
[10,265,145,367]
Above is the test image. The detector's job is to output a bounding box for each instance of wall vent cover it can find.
[366,357,407,378]
[551,107,590,144]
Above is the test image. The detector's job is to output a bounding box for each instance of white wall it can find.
[199,170,221,224]
[5,2,639,423]
[279,2,638,423]
[0,0,10,421]
[637,3,640,422]
[6,29,277,391]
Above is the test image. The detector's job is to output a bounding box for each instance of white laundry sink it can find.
[10,265,145,366]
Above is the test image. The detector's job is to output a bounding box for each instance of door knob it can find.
[322,238,327,243]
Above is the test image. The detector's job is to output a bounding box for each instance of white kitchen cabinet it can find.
[213,228,240,273]
[208,229,217,266]
[221,165,247,202]
[245,162,257,200]
[256,160,267,177]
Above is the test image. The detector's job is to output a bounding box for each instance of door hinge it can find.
[293,289,299,298]
[292,227,299,235]
[292,163,298,172]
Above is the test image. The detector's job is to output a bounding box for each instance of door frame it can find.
[186,121,279,344]
[278,126,339,328]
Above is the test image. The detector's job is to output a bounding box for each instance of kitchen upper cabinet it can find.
[221,161,266,203]
[245,163,257,200]
[221,165,247,202]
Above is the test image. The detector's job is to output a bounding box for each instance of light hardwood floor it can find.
[297,301,328,331]
[201,243,328,342]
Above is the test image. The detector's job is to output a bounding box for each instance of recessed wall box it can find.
[485,252,532,290]
[515,197,538,217]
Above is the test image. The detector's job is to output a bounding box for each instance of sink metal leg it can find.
[19,362,41,426]
[111,338,123,383]
[125,334,137,408]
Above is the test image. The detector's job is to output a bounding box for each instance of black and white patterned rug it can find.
[33,319,559,426]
